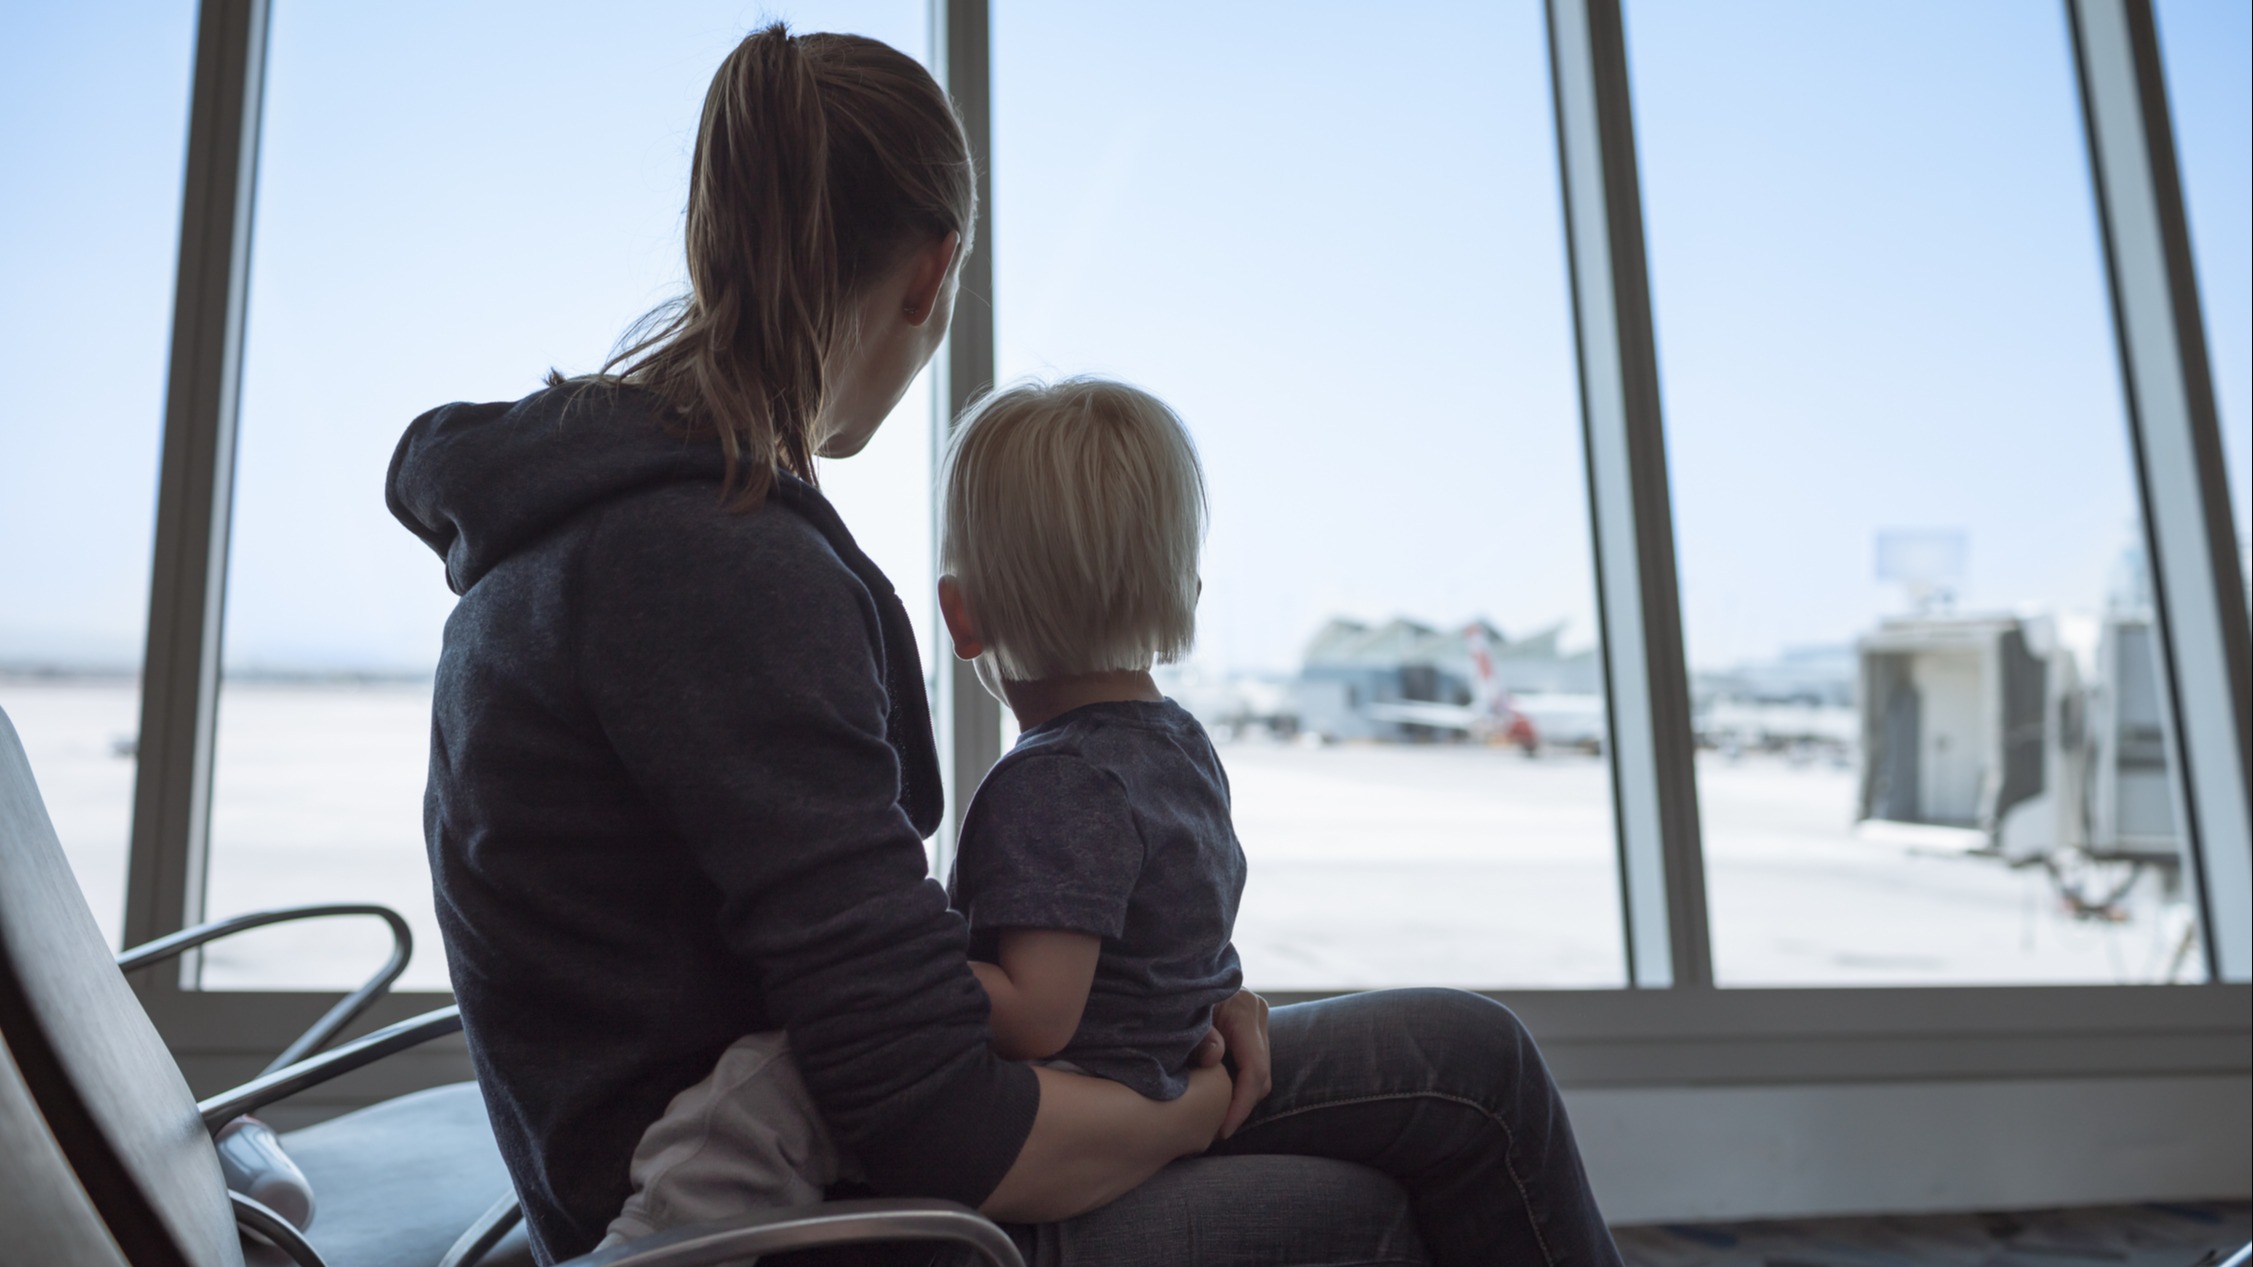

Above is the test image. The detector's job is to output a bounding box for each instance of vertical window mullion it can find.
[931,0,1001,874]
[124,0,269,996]
[1547,0,1711,989]
[2067,0,2253,981]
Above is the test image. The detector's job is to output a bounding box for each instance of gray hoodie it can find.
[387,382,1036,1262]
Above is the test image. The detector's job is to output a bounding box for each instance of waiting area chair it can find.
[112,896,533,1267]
[1,704,1022,1267]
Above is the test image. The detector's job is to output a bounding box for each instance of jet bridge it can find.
[1856,611,2187,925]
[1856,614,2082,862]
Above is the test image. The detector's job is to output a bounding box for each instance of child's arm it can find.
[970,929,1102,1060]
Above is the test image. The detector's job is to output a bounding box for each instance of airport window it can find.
[2154,0,2251,581]
[16,0,2239,1043]
[1627,0,2207,984]
[0,5,199,951]
[993,0,1629,988]
[200,0,933,990]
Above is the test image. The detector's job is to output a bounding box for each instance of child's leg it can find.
[1209,988,1622,1267]
[601,1031,845,1246]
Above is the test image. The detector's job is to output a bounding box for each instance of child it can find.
[936,376,1245,1106]
[600,375,1241,1244]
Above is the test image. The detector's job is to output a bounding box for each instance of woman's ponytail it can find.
[590,23,973,508]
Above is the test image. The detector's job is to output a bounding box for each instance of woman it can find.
[387,24,1620,1267]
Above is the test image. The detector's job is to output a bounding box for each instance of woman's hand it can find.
[982,1062,1232,1223]
[982,992,1271,1222]
[1180,1061,1234,1148]
[1191,989,1273,1139]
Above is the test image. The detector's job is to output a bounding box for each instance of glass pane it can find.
[1629,0,2205,984]
[994,0,1624,988]
[0,6,196,950]
[206,0,931,990]
[2156,0,2251,588]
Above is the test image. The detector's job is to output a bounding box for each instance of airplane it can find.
[1360,623,1606,753]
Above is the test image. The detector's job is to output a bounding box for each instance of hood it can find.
[387,380,945,836]
[389,381,943,834]
[386,383,728,595]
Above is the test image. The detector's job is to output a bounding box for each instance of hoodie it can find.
[386,383,1037,1262]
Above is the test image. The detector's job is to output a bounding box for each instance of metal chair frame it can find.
[119,901,430,1264]
[180,1003,1023,1267]
[118,904,414,1075]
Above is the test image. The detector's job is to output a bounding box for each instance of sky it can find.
[1627,0,2230,673]
[2157,0,2253,534]
[1,0,2246,681]
[992,0,1596,676]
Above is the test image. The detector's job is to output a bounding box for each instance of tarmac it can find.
[0,679,2202,993]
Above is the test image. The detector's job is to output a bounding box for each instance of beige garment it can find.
[598,1030,858,1248]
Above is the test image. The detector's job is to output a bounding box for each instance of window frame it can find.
[2069,0,2253,979]
[121,0,2249,1129]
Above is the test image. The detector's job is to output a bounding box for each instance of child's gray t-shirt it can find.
[949,698,1247,1101]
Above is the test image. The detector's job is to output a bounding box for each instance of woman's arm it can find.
[970,940,1271,1219]
[981,1062,1231,1223]
[577,505,1232,1220]
[575,506,1043,1207]
[970,929,1101,1059]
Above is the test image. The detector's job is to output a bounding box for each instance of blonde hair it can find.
[942,378,1207,681]
[560,23,974,509]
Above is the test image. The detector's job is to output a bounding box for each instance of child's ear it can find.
[938,575,986,662]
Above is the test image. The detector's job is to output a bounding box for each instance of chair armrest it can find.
[231,1191,330,1267]
[197,1005,462,1133]
[120,903,413,1073]
[557,1198,1023,1267]
[438,1192,525,1267]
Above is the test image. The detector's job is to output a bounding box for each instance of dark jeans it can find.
[1009,988,1622,1266]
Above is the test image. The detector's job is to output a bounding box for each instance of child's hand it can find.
[1182,1062,1235,1151]
[1192,989,1272,1139]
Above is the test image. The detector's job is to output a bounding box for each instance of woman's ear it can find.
[900,231,960,327]
[937,574,985,661]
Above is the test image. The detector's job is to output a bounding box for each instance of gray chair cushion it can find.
[281,1082,532,1267]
